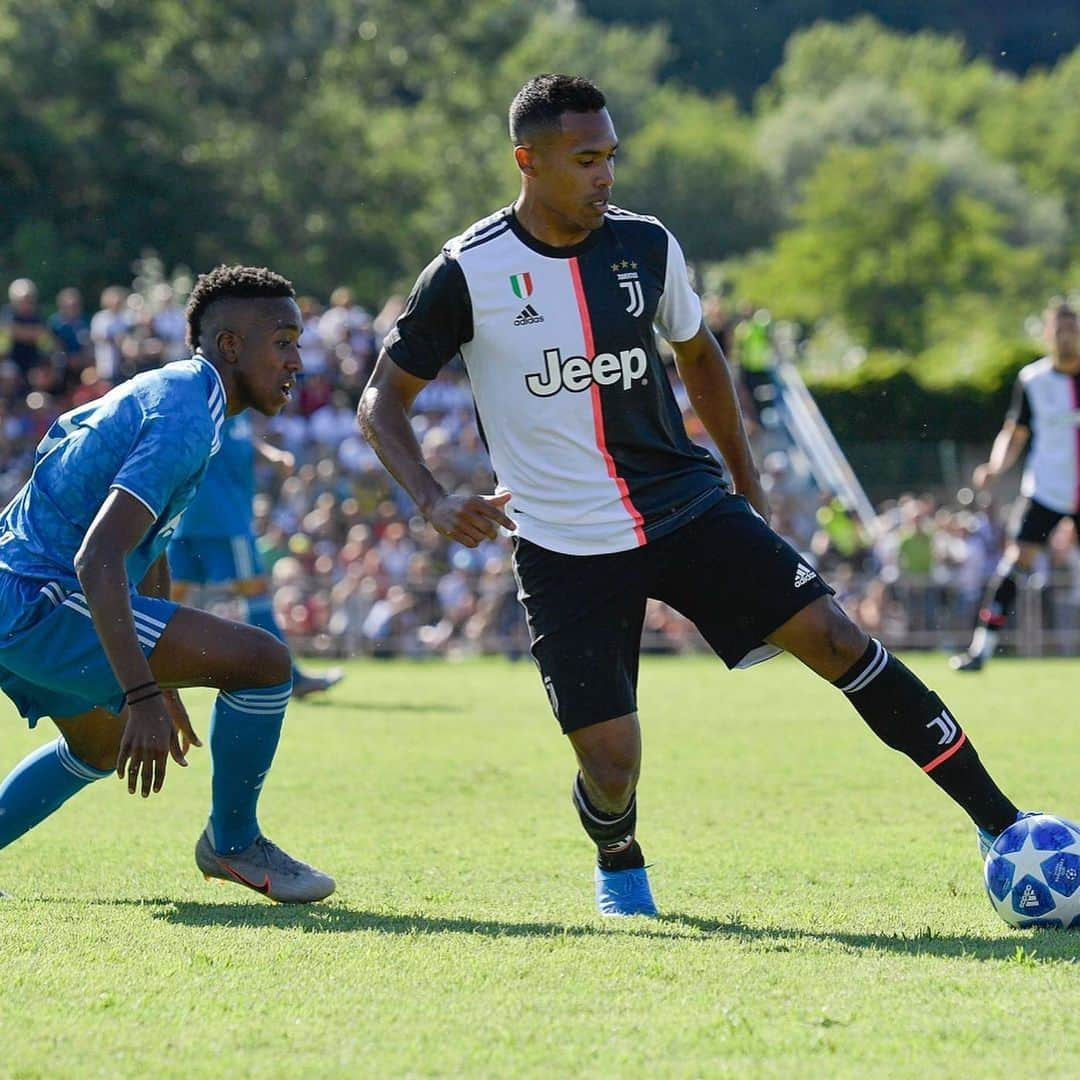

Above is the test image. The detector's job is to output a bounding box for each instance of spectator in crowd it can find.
[297,296,328,375]
[320,287,375,372]
[734,305,776,423]
[149,283,189,362]
[2,279,51,387]
[47,288,91,370]
[90,286,131,383]
[1,269,1074,664]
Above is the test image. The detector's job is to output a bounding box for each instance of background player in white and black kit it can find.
[952,300,1080,672]
[359,74,1038,916]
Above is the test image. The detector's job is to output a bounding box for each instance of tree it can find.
[0,0,237,298]
[976,47,1080,265]
[757,79,929,207]
[580,1,1080,103]
[738,141,1064,354]
[614,88,775,261]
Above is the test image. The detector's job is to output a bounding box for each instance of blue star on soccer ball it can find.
[984,814,1080,928]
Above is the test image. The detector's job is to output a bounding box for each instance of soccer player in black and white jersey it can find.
[359,75,1037,915]
[952,300,1080,672]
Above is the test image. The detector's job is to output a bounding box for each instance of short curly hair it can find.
[185,264,295,349]
[509,74,606,145]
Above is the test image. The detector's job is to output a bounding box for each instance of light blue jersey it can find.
[168,413,264,584]
[173,414,255,540]
[0,354,225,600]
[0,354,226,724]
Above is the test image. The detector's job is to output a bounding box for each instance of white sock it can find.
[971,626,998,660]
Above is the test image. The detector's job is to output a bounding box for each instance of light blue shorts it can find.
[0,573,179,727]
[168,535,264,585]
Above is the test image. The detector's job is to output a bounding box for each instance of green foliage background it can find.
[1,1,1076,439]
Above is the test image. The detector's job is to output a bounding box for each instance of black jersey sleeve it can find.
[1006,376,1032,428]
[383,253,473,380]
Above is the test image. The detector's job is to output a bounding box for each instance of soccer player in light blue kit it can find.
[168,413,344,698]
[0,265,334,902]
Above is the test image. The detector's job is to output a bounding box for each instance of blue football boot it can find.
[595,865,658,917]
[978,810,1040,860]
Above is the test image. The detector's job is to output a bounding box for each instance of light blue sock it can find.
[245,595,301,682]
[208,680,292,854]
[0,738,112,850]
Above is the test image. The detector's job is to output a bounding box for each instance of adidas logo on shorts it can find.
[514,304,544,326]
[793,563,816,588]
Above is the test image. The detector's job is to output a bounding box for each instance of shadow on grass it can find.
[102,900,685,938]
[296,700,465,714]
[660,912,1080,962]
[32,898,1078,958]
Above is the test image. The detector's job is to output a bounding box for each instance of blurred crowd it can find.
[3,273,1077,659]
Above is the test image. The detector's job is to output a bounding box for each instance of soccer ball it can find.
[984,813,1080,929]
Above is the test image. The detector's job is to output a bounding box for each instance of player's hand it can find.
[972,463,995,490]
[163,689,202,757]
[426,491,516,548]
[270,449,295,475]
[116,696,179,797]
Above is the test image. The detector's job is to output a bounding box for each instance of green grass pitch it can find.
[1,654,1078,1078]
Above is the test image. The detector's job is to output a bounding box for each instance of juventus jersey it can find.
[1008,356,1080,514]
[384,206,730,555]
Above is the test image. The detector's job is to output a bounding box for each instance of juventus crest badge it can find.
[611,260,644,317]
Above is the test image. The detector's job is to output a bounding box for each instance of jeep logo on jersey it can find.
[509,272,533,299]
[525,347,648,397]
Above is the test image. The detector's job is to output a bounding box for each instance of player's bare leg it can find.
[569,713,641,813]
[568,714,655,916]
[147,605,289,689]
[768,596,1021,845]
[53,707,128,773]
[764,595,868,680]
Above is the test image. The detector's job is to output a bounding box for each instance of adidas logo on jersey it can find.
[525,346,648,397]
[514,305,544,326]
[793,563,816,588]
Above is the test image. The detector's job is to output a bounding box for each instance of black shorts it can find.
[1012,497,1080,545]
[512,496,833,734]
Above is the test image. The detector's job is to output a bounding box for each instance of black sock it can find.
[978,565,1018,629]
[835,639,1018,835]
[571,774,645,871]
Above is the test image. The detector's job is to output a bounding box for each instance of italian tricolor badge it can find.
[509,272,533,299]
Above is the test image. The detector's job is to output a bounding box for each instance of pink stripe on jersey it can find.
[1072,375,1080,512]
[568,257,647,545]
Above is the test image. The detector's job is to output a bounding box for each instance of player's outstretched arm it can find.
[358,351,515,548]
[670,324,768,519]
[973,421,1029,489]
[75,491,189,796]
